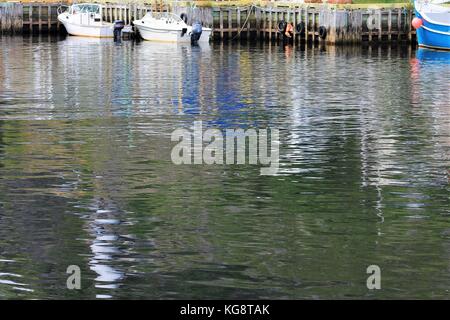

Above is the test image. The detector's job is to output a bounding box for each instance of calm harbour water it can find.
[0,36,449,299]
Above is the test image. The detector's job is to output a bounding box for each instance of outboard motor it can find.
[191,22,202,45]
[113,20,125,42]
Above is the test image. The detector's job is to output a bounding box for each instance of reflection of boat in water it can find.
[87,198,126,298]
[58,3,114,38]
[413,0,450,50]
[416,47,450,61]
[131,41,213,114]
[61,35,114,46]
[134,12,211,43]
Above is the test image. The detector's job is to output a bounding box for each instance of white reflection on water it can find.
[87,201,124,297]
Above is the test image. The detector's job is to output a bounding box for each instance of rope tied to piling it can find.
[231,4,255,41]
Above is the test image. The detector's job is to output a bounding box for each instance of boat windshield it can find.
[72,4,100,14]
[149,12,184,23]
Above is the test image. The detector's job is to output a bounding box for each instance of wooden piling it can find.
[269,9,272,41]
[29,5,33,34]
[305,7,308,42]
[256,7,260,40]
[312,10,316,43]
[237,8,241,40]
[247,7,251,39]
[228,8,232,39]
[219,9,224,40]
[38,5,42,33]
[388,10,392,41]
[48,5,51,31]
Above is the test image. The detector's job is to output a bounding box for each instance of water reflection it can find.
[0,36,449,299]
[87,198,124,296]
[416,47,450,62]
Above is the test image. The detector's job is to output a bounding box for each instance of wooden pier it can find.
[0,2,415,44]
[210,5,415,44]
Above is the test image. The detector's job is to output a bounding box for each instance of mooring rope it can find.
[231,4,256,41]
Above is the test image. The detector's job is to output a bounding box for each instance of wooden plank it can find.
[269,9,272,41]
[305,7,308,42]
[388,10,392,41]
[263,8,266,40]
[56,5,60,31]
[247,8,250,39]
[228,8,232,39]
[219,9,223,40]
[298,8,302,43]
[256,7,260,40]
[378,10,382,41]
[48,5,52,31]
[292,9,296,44]
[312,10,315,42]
[29,5,33,33]
[275,10,279,41]
[407,9,412,41]
[237,8,241,39]
[38,5,42,33]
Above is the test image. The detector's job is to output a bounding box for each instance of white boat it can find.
[57,3,114,38]
[134,12,212,43]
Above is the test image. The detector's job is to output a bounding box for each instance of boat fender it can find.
[278,20,287,33]
[411,18,423,29]
[296,22,305,34]
[180,13,188,24]
[285,23,294,37]
[318,26,327,39]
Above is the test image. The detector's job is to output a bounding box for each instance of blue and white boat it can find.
[413,0,450,50]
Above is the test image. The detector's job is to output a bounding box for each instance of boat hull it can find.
[135,24,211,43]
[414,7,450,51]
[58,14,114,38]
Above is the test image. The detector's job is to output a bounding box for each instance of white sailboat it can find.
[133,12,212,43]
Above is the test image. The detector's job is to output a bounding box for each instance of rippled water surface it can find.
[0,36,449,299]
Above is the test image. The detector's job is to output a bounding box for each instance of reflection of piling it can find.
[0,2,415,45]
